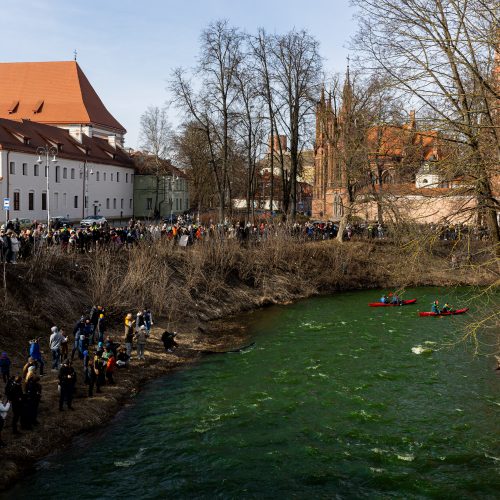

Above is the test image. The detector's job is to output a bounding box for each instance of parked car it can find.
[7,218,32,229]
[80,215,107,227]
[51,216,72,229]
[163,214,178,224]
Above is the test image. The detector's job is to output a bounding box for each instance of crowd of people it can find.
[0,304,178,448]
[0,215,490,264]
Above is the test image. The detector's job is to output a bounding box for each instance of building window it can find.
[111,173,114,182]
[42,192,47,211]
[113,198,117,209]
[85,196,88,209]
[63,167,67,179]
[96,171,100,181]
[106,198,110,209]
[28,192,34,211]
[13,191,20,211]
[71,168,75,179]
[54,192,59,210]
[146,198,152,210]
[103,172,107,181]
[34,164,39,176]
[74,196,78,209]
[126,173,129,183]
[9,162,15,175]
[79,170,83,180]
[120,198,124,209]
[55,165,60,183]
[129,199,132,209]
[63,193,67,208]
[117,172,120,182]
[22,163,27,175]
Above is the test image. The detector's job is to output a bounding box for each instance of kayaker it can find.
[431,300,440,314]
[391,294,401,305]
[380,294,389,304]
[441,302,452,313]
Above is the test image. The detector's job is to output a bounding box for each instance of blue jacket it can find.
[30,342,42,361]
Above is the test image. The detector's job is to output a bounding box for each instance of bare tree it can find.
[173,122,217,216]
[270,29,323,220]
[170,20,243,222]
[139,105,173,218]
[352,0,500,253]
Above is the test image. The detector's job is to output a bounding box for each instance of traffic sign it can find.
[3,198,10,210]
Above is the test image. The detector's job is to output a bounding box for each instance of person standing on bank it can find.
[0,352,11,384]
[135,325,148,360]
[49,326,65,370]
[0,396,10,447]
[29,338,44,376]
[124,313,135,358]
[58,360,77,411]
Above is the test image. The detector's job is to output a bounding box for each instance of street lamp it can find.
[37,145,58,231]
[169,174,179,222]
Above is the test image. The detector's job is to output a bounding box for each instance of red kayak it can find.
[369,299,417,307]
[419,308,469,317]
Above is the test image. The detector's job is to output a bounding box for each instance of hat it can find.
[51,326,58,333]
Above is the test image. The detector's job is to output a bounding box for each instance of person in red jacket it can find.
[105,350,116,385]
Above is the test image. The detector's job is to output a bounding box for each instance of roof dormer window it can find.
[33,100,44,114]
[8,100,19,114]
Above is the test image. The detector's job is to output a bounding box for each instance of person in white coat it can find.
[0,398,10,447]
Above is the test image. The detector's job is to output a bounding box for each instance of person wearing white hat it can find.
[134,325,148,360]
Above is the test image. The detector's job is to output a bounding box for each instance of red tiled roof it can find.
[366,125,438,161]
[0,61,125,133]
[0,118,133,168]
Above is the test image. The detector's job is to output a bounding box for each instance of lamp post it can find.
[169,174,179,222]
[36,145,58,231]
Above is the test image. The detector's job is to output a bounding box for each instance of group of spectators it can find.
[0,304,173,449]
[0,215,492,264]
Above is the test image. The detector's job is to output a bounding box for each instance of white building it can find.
[0,119,134,222]
[0,60,134,223]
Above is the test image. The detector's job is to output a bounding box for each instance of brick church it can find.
[311,67,440,222]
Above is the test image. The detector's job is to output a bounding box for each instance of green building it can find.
[132,153,189,220]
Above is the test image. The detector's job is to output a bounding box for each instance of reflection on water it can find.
[8,288,500,499]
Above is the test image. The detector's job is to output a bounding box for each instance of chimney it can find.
[269,135,287,153]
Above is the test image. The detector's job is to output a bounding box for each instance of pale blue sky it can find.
[1,0,356,148]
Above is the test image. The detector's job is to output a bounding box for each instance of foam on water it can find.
[114,448,146,468]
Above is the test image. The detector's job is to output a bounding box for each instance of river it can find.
[8,288,499,499]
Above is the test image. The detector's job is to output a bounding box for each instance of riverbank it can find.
[0,237,496,489]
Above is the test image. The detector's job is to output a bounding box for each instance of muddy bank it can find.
[0,239,496,489]
[0,319,251,490]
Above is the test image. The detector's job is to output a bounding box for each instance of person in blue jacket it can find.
[29,338,44,376]
[431,300,441,314]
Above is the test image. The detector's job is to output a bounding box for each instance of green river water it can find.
[7,288,500,499]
